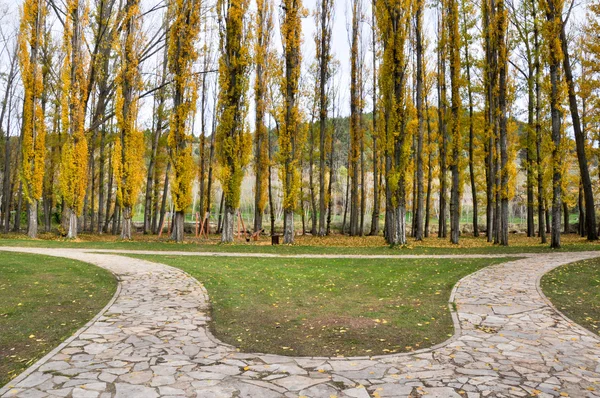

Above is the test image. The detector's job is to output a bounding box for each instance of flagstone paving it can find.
[1,247,600,398]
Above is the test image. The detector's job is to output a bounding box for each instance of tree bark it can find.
[547,15,562,249]
[437,16,448,239]
[158,162,171,236]
[559,23,597,241]
[121,206,132,240]
[171,210,185,243]
[532,0,545,243]
[65,206,78,239]
[221,204,235,243]
[27,200,38,238]
[283,209,294,243]
[414,0,425,241]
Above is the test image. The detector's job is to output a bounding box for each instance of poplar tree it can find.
[349,0,362,237]
[279,0,304,244]
[166,0,201,242]
[541,0,564,248]
[254,0,274,234]
[414,0,425,240]
[216,0,252,242]
[376,0,411,245]
[59,0,89,239]
[316,0,334,236]
[497,0,509,245]
[114,0,144,240]
[18,0,46,239]
[448,0,462,244]
[557,4,598,241]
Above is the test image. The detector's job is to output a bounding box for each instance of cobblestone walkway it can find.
[1,248,599,398]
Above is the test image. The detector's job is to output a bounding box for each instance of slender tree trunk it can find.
[437,20,448,239]
[103,141,114,233]
[548,33,562,249]
[448,0,461,245]
[559,24,597,241]
[349,0,360,237]
[98,128,106,233]
[424,97,433,237]
[463,18,478,237]
[217,191,224,234]
[308,123,317,235]
[14,182,22,233]
[342,165,350,235]
[157,162,171,235]
[326,122,336,235]
[533,0,545,243]
[563,201,569,234]
[3,130,11,233]
[579,181,585,237]
[498,0,509,246]
[414,0,424,241]
[268,130,275,236]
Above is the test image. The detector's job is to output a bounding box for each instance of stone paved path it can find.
[1,248,600,398]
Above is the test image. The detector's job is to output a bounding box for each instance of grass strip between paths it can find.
[129,254,510,357]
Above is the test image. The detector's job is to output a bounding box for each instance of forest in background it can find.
[0,0,599,247]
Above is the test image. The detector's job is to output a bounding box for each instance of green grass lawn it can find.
[1,233,599,255]
[129,254,509,357]
[541,257,600,336]
[0,252,117,387]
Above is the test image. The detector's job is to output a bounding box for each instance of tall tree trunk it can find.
[498,0,509,246]
[1,49,17,233]
[448,0,461,245]
[425,97,433,238]
[308,123,317,235]
[579,181,585,237]
[437,15,448,239]
[414,0,425,241]
[97,128,106,233]
[342,164,350,235]
[463,14,478,237]
[103,142,114,233]
[268,129,275,236]
[349,0,360,237]
[559,23,598,241]
[547,14,562,249]
[3,129,11,233]
[326,119,336,235]
[533,0,545,243]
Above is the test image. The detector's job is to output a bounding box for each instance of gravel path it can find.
[1,248,599,398]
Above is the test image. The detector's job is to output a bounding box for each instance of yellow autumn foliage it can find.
[18,0,46,205]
